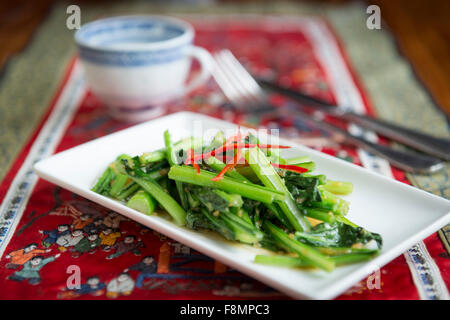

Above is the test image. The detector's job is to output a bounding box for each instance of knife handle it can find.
[342,113,450,160]
[291,110,444,174]
[257,78,450,160]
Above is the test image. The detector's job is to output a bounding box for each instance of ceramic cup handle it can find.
[181,46,214,95]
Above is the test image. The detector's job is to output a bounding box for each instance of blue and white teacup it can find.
[75,15,213,121]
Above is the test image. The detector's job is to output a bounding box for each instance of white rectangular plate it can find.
[34,112,450,299]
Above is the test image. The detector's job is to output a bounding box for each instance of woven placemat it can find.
[0,0,448,198]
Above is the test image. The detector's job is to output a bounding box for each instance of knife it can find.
[257,78,450,160]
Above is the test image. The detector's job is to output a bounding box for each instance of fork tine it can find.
[216,51,256,104]
[213,54,253,111]
[220,50,266,103]
[211,55,242,107]
[215,51,256,108]
[212,49,273,113]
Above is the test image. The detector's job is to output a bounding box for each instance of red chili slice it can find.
[192,151,201,174]
[224,126,244,145]
[212,127,243,181]
[191,144,290,162]
[184,149,193,165]
[271,163,308,173]
[185,148,200,174]
[211,148,243,181]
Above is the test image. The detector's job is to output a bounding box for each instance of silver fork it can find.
[211,49,444,174]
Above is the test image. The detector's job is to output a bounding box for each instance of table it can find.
[0,0,448,300]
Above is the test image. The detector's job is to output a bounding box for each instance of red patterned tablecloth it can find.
[0,16,448,300]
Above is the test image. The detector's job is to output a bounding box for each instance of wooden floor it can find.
[1,0,449,115]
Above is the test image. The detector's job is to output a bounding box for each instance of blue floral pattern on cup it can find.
[76,17,192,67]
[78,45,190,66]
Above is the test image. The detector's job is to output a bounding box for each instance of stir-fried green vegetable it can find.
[127,190,157,216]
[91,129,382,272]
